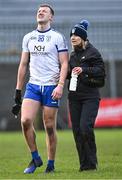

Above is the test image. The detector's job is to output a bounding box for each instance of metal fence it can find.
[0,21,122,63]
[0,21,122,130]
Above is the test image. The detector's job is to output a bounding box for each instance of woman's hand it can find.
[72,67,83,75]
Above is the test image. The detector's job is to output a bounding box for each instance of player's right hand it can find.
[11,89,22,117]
[11,104,21,116]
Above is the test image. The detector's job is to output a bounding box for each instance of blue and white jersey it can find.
[22,28,68,85]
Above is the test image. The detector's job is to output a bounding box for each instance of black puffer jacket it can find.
[68,41,105,100]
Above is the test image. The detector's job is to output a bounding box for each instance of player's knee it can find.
[21,117,32,129]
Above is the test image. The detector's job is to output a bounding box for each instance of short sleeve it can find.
[56,34,68,52]
[22,34,30,52]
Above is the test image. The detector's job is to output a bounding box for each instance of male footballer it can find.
[12,4,68,173]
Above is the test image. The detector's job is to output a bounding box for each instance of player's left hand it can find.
[51,85,63,100]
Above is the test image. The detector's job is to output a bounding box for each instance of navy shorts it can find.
[24,83,60,108]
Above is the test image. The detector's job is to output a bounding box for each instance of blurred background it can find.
[0,0,122,131]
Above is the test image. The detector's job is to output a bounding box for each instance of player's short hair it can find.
[39,4,54,16]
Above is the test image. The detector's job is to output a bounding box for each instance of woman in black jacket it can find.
[68,20,105,171]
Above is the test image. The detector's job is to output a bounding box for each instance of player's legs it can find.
[43,106,58,172]
[21,99,43,174]
[41,85,59,172]
[21,83,44,173]
[43,106,58,160]
[21,99,40,151]
[21,83,42,152]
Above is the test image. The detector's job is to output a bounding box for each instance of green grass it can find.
[0,129,122,179]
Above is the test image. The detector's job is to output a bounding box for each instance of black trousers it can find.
[69,98,100,169]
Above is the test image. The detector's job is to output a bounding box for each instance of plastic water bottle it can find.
[69,71,78,91]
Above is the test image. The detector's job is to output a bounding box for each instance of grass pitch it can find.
[0,129,122,179]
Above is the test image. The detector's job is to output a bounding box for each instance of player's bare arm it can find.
[52,51,69,100]
[16,52,29,90]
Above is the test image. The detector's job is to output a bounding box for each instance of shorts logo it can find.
[51,101,57,104]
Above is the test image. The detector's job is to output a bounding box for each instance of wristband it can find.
[58,81,64,87]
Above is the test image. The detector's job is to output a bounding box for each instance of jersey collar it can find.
[36,28,51,33]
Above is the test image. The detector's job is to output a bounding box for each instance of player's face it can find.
[37,6,53,24]
[70,35,83,46]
